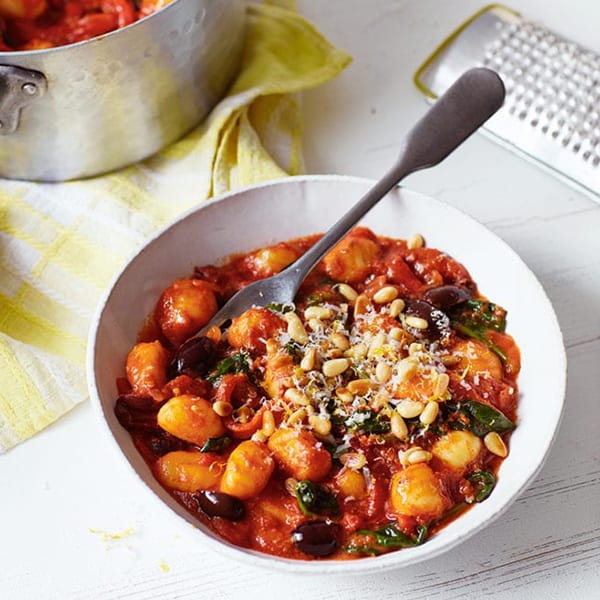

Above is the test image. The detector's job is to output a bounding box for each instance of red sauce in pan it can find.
[0,0,170,50]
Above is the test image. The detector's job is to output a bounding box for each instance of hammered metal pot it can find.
[0,0,245,181]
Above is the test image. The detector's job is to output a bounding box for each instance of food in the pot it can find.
[0,0,172,50]
[114,227,521,560]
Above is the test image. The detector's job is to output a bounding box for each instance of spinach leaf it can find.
[344,544,383,556]
[450,299,507,333]
[199,435,232,453]
[454,323,508,362]
[449,400,515,437]
[206,352,251,381]
[305,293,328,307]
[265,303,294,315]
[354,522,428,550]
[284,340,304,362]
[450,299,508,361]
[467,470,496,502]
[295,480,340,518]
[344,409,391,434]
[464,400,515,433]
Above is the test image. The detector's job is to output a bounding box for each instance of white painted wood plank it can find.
[3,1,600,599]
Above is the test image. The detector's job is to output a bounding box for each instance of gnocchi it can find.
[389,464,449,522]
[126,340,170,400]
[115,227,520,560]
[220,440,275,500]
[155,278,219,347]
[157,394,225,446]
[268,429,332,482]
[155,450,224,493]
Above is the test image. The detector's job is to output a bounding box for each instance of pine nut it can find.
[389,298,406,318]
[405,315,429,330]
[419,401,439,425]
[284,312,308,344]
[236,405,252,423]
[337,283,358,303]
[405,448,432,465]
[347,379,376,395]
[373,286,399,304]
[305,306,333,320]
[408,342,424,356]
[285,477,298,496]
[309,414,332,436]
[262,410,275,437]
[307,318,323,332]
[407,233,424,249]
[251,430,268,443]
[300,347,317,371]
[322,358,350,377]
[434,372,450,397]
[391,412,408,440]
[353,294,370,318]
[375,361,392,383]
[371,390,390,411]
[212,401,233,417]
[327,348,344,359]
[368,332,387,356]
[336,387,354,403]
[397,357,418,381]
[287,407,307,425]
[345,343,367,360]
[330,332,350,351]
[339,452,366,470]
[396,400,424,419]
[389,327,405,342]
[284,388,311,406]
[484,432,508,457]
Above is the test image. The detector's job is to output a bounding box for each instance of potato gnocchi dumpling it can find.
[115,227,520,561]
[155,278,219,347]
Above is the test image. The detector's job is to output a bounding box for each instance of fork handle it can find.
[284,68,505,289]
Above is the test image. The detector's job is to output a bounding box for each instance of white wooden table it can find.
[2,1,599,598]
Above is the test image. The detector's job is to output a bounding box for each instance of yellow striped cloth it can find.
[0,2,351,452]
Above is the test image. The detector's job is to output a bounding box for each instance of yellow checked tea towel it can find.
[0,2,351,452]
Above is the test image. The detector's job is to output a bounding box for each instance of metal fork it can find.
[196,68,505,337]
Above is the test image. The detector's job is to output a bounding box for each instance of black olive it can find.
[405,299,450,341]
[168,335,217,379]
[114,397,159,432]
[144,431,184,456]
[422,285,473,310]
[291,521,340,557]
[193,490,245,521]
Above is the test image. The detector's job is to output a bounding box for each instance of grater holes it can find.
[477,16,600,173]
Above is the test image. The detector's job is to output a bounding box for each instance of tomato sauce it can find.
[0,0,169,50]
[115,227,521,560]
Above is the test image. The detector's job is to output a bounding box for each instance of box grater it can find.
[414,4,600,199]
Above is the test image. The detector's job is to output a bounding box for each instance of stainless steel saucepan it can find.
[0,0,245,181]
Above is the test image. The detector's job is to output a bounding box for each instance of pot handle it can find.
[0,64,47,135]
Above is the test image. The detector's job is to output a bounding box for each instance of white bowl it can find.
[87,175,566,574]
